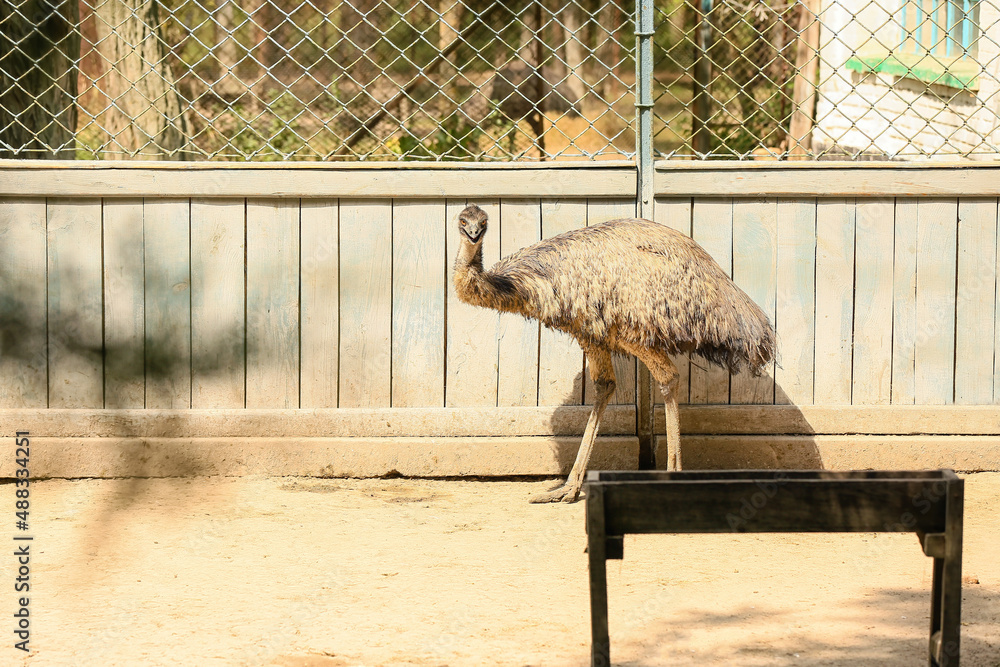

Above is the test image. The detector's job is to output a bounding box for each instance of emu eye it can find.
[460,220,467,226]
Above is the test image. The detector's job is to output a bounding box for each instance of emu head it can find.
[458,205,488,245]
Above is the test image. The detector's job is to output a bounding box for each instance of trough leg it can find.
[935,478,964,666]
[587,483,611,667]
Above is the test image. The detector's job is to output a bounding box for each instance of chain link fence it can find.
[1,0,999,160]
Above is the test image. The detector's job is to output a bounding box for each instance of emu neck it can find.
[453,237,510,310]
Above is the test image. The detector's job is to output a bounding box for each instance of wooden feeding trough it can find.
[585,469,964,667]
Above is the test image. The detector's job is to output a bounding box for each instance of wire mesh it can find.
[653,0,1000,159]
[1,0,636,160]
[1,0,999,160]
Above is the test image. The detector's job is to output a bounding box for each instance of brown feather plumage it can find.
[453,205,775,376]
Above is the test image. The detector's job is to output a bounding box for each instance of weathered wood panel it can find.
[103,199,145,409]
[653,162,1000,197]
[653,197,692,404]
[3,166,1000,474]
[774,199,816,406]
[955,199,997,404]
[300,199,340,408]
[246,199,299,408]
[537,200,586,406]
[731,199,777,404]
[814,198,855,404]
[446,198,500,407]
[914,199,958,404]
[392,200,446,407]
[689,199,733,405]
[892,199,919,405]
[0,199,47,407]
[586,199,637,406]
[2,162,638,198]
[497,199,541,407]
[339,199,391,408]
[47,199,103,408]
[191,199,245,408]
[852,199,894,405]
[144,200,192,409]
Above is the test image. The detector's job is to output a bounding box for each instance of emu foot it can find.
[530,484,582,504]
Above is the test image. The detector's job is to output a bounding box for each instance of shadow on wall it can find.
[680,369,824,471]
[540,360,824,473]
[0,263,260,481]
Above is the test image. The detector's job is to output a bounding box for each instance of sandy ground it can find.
[2,474,998,667]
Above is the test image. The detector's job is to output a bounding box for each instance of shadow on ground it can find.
[615,585,999,666]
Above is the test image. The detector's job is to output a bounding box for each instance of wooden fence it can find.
[1,161,998,477]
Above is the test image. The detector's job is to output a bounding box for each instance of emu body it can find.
[453,205,775,503]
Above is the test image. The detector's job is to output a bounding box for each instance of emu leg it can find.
[631,347,682,471]
[661,376,682,471]
[531,349,616,504]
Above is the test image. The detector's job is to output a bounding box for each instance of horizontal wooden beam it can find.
[3,432,992,478]
[6,405,1000,439]
[654,161,1000,196]
[0,160,637,198]
[0,436,638,478]
[673,434,1000,472]
[669,405,1000,435]
[0,405,636,438]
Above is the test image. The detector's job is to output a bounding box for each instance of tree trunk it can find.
[690,0,713,156]
[597,1,621,99]
[437,0,464,113]
[787,0,820,158]
[0,0,80,159]
[437,0,464,55]
[214,0,244,99]
[560,2,587,105]
[92,0,188,159]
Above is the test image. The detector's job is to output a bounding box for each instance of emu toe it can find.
[530,484,582,504]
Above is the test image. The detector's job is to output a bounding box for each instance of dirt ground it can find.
[3,473,998,667]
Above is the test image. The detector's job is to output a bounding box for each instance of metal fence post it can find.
[635,0,655,468]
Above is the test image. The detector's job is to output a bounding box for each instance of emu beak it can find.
[461,223,485,244]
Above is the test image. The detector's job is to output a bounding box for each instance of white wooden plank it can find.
[852,199,895,405]
[191,199,245,408]
[445,198,500,407]
[102,199,145,408]
[730,198,777,404]
[300,199,339,408]
[339,199,391,408]
[15,403,1000,438]
[392,200,446,407]
[497,199,541,407]
[11,161,1000,200]
[689,199,734,405]
[892,199,918,405]
[653,197,692,405]
[956,199,997,404]
[537,199,587,406]
[1,163,639,198]
[774,198,816,406]
[47,199,103,408]
[914,199,958,405]
[246,199,300,408]
[144,199,192,409]
[585,198,637,405]
[814,198,855,404]
[2,405,636,438]
[0,199,47,407]
[652,162,1000,197]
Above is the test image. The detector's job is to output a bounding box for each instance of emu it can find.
[452,205,775,503]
